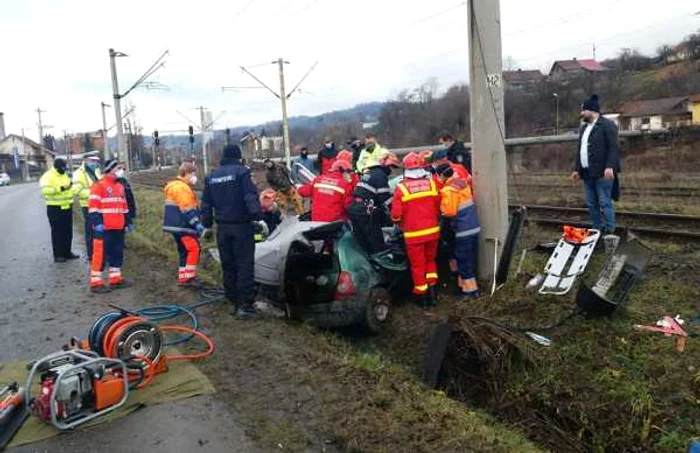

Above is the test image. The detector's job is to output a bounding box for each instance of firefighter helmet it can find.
[330,159,352,173]
[402,152,425,170]
[336,149,353,163]
[378,151,400,168]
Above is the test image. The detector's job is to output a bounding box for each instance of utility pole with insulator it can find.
[101,102,111,161]
[235,59,318,169]
[197,106,209,174]
[467,0,509,282]
[36,108,46,144]
[277,58,291,169]
[109,49,127,168]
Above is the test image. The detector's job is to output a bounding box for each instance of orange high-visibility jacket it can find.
[88,177,129,231]
[391,177,441,244]
[163,177,202,235]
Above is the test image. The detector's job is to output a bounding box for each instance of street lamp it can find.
[553,93,560,135]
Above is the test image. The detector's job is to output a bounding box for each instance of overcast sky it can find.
[1,0,698,141]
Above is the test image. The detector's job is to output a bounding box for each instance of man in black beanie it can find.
[571,94,621,234]
[39,158,79,262]
[201,144,263,319]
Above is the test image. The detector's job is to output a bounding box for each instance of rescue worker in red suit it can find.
[391,152,442,308]
[437,164,480,298]
[298,159,354,222]
[88,159,132,293]
[163,162,206,288]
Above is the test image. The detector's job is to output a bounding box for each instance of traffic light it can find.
[154,130,160,146]
[188,126,194,144]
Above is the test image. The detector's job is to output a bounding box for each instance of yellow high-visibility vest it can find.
[73,165,102,207]
[39,168,75,209]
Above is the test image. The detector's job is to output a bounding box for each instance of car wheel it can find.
[364,286,391,334]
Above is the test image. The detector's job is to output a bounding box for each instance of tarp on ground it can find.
[0,356,216,449]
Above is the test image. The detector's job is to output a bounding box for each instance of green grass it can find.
[127,186,544,453]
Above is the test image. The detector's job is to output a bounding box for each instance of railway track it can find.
[131,175,699,241]
[507,183,698,199]
[516,204,700,241]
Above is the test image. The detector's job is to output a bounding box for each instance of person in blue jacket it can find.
[201,144,263,319]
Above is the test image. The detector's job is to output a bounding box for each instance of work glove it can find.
[125,224,135,234]
[94,224,105,234]
[60,182,73,192]
[254,220,269,238]
[195,224,206,236]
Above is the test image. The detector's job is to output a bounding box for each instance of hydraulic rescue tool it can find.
[0,382,29,449]
[25,350,130,430]
[23,308,214,431]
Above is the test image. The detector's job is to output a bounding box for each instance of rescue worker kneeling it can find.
[163,162,206,288]
[391,152,441,308]
[88,160,132,293]
[348,151,400,255]
[436,164,480,298]
[298,159,354,222]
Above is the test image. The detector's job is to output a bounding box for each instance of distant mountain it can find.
[139,102,384,148]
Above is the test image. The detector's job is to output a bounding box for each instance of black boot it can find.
[428,286,438,307]
[234,303,260,320]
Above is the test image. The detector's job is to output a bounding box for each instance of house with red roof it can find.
[549,58,608,80]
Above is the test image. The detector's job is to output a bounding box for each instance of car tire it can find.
[364,286,391,334]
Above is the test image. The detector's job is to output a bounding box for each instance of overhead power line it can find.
[292,0,322,16]
[232,0,257,20]
[410,1,467,26]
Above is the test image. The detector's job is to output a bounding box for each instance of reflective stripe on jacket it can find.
[440,175,480,238]
[391,177,441,244]
[39,168,74,209]
[73,165,102,207]
[297,172,353,222]
[163,177,201,235]
[88,176,129,230]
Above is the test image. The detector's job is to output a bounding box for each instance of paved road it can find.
[0,183,258,453]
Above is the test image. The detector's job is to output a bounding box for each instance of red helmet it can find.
[378,151,400,168]
[402,152,425,170]
[336,150,353,163]
[330,159,352,173]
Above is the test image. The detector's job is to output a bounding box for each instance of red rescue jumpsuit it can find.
[89,176,129,289]
[298,171,353,222]
[391,177,441,295]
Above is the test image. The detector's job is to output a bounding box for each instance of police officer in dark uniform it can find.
[201,144,263,319]
[438,131,472,173]
[347,151,400,255]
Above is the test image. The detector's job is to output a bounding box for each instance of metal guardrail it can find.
[254,128,671,164]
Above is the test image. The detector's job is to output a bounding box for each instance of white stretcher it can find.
[539,229,601,295]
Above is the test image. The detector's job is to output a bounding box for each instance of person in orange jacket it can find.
[391,152,442,308]
[163,162,206,288]
[437,164,480,298]
[298,159,354,222]
[88,159,132,293]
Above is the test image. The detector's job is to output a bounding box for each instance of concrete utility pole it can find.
[237,59,317,169]
[101,102,111,160]
[36,108,47,144]
[197,106,209,174]
[109,49,127,168]
[467,0,509,282]
[277,58,291,169]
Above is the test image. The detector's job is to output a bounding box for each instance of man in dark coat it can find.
[202,145,263,319]
[438,132,471,174]
[571,94,621,234]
